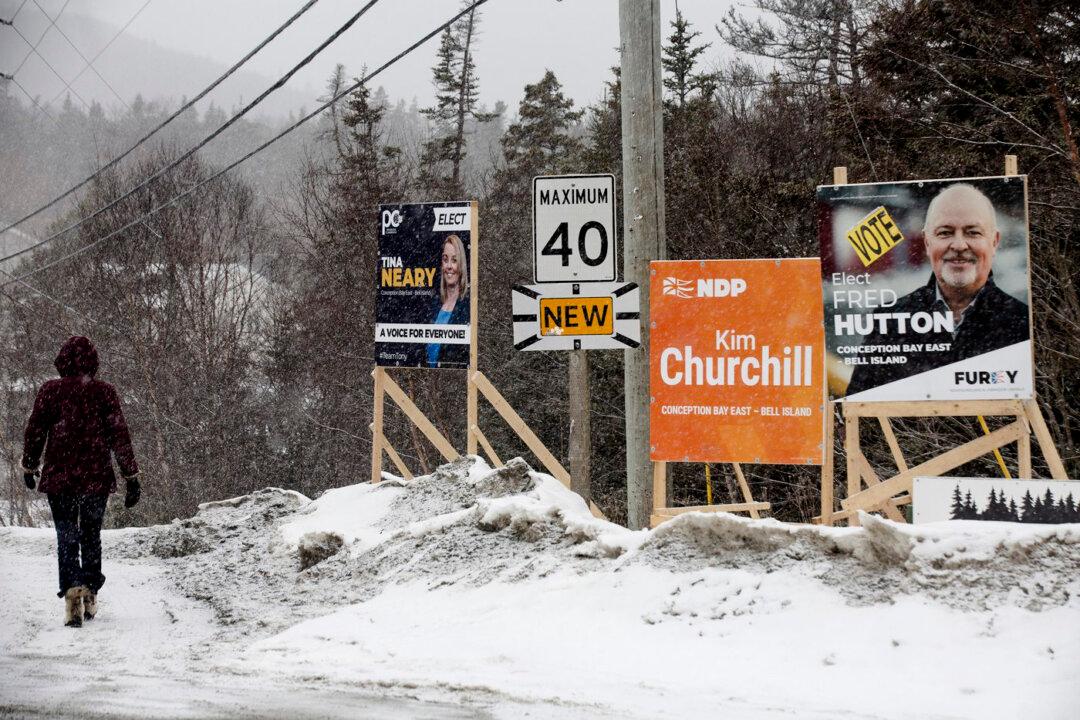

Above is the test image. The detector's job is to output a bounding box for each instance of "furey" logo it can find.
[662,277,747,299]
[954,370,1020,385]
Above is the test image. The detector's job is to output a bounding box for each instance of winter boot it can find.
[83,591,97,621]
[64,586,86,627]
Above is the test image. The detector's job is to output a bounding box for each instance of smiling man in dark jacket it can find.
[21,336,140,627]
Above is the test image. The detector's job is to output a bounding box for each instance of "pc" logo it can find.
[381,209,403,233]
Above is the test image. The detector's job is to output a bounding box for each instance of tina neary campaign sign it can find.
[375,202,472,369]
[817,176,1033,402]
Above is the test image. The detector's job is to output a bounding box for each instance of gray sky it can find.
[3,0,741,117]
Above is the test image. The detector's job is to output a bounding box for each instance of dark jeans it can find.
[47,493,109,598]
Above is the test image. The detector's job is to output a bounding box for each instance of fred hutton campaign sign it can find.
[649,259,825,465]
[375,202,472,369]
[817,176,1033,401]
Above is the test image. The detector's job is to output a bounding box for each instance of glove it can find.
[124,477,141,508]
[24,471,37,490]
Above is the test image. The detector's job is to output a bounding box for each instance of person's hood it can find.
[54,336,99,377]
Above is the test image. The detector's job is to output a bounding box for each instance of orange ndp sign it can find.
[650,258,826,465]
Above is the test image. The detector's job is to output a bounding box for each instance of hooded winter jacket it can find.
[22,336,139,495]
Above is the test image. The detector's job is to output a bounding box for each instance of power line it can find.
[4,75,57,122]
[8,0,70,77]
[0,0,319,239]
[44,0,154,110]
[30,0,130,111]
[0,0,378,267]
[0,0,492,290]
[5,0,30,24]
[9,9,94,112]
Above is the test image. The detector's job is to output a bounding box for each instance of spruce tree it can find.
[1021,489,1035,523]
[662,6,711,109]
[418,3,497,197]
[500,70,584,180]
[983,488,998,521]
[1008,498,1020,522]
[1043,488,1057,523]
[949,484,964,520]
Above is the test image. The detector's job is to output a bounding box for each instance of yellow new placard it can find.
[539,296,614,336]
[845,206,905,267]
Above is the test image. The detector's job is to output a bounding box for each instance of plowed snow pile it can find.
[3,456,1079,719]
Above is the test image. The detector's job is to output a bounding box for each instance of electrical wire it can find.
[6,75,56,121]
[0,0,380,268]
[44,0,153,110]
[9,11,94,112]
[0,0,320,238]
[0,0,491,290]
[5,1,31,24]
[7,0,70,78]
[30,0,130,110]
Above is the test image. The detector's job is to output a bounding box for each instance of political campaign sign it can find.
[649,259,825,465]
[913,477,1080,524]
[817,176,1033,401]
[375,202,473,369]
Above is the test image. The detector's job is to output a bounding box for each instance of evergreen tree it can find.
[949,484,964,520]
[500,70,584,180]
[582,67,621,176]
[418,2,498,197]
[1065,493,1078,523]
[1008,498,1020,522]
[982,488,998,521]
[963,490,977,520]
[1032,495,1046,524]
[662,6,711,109]
[1043,488,1057,523]
[1021,489,1035,523]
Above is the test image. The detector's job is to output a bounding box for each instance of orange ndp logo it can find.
[649,258,826,465]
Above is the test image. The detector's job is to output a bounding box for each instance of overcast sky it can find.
[3,0,744,116]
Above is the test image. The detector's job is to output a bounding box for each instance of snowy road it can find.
[0,529,556,720]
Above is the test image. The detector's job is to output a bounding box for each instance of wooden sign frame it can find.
[369,201,605,518]
[650,460,771,528]
[815,159,1069,526]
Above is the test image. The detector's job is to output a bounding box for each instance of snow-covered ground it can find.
[2,456,1078,719]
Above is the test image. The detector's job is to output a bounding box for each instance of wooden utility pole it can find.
[568,348,590,500]
[619,0,666,529]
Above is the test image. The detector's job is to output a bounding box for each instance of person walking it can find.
[21,336,141,627]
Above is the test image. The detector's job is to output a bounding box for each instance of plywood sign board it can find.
[375,202,473,369]
[649,258,825,465]
[817,176,1033,401]
[913,476,1080,524]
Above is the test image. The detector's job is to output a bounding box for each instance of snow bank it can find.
[639,510,1080,610]
[93,456,1079,719]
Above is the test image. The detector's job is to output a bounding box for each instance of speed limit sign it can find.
[533,174,617,283]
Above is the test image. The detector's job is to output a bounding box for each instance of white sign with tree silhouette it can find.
[913,477,1080,524]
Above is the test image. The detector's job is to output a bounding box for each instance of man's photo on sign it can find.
[818,176,1031,402]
